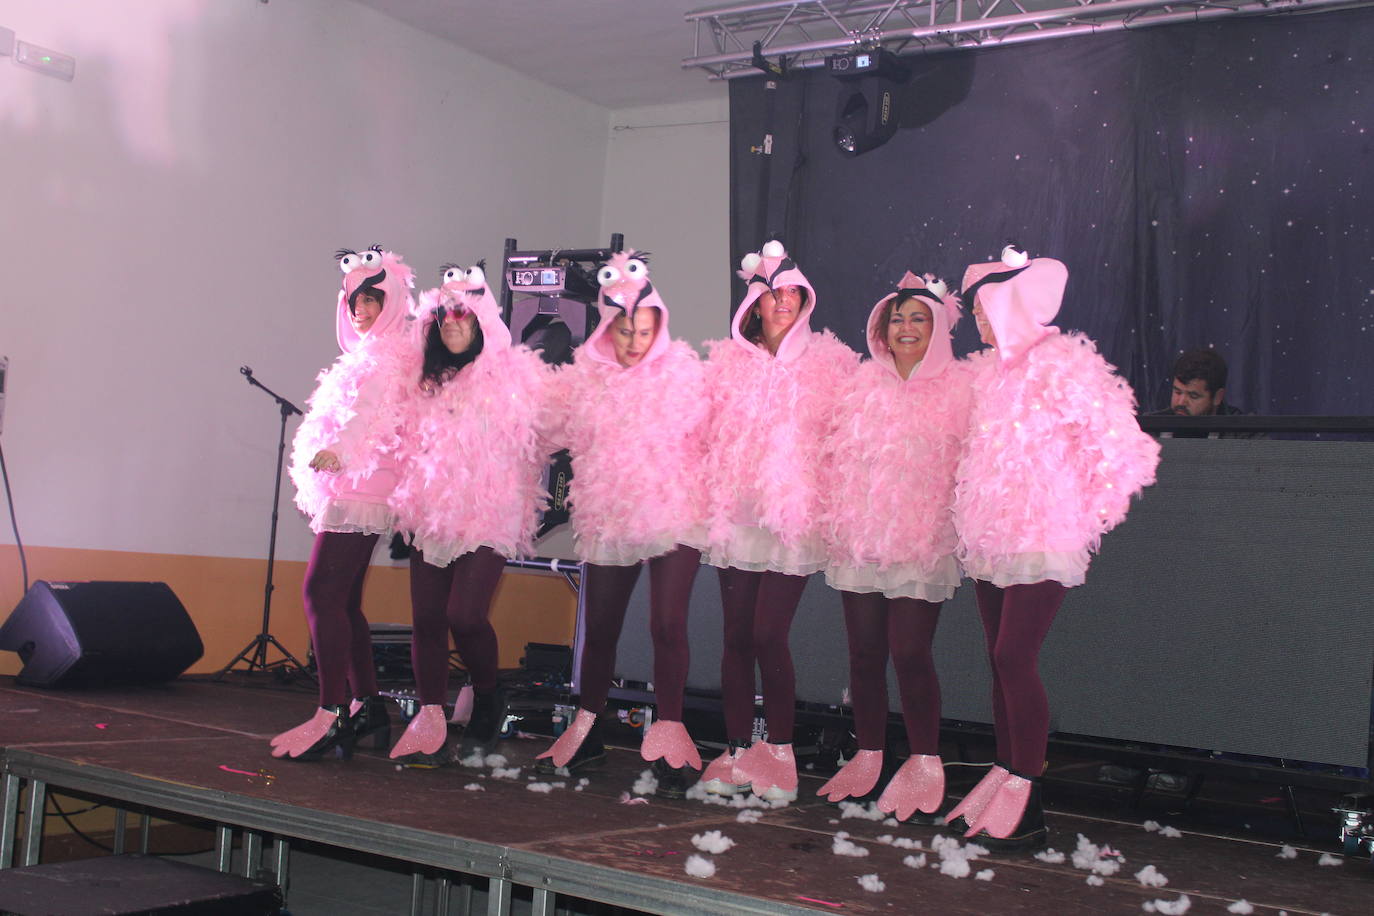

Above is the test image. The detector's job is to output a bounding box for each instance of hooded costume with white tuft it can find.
[823,272,974,600]
[548,250,709,565]
[954,249,1160,586]
[388,265,551,566]
[947,246,1160,849]
[289,247,417,534]
[696,241,859,575]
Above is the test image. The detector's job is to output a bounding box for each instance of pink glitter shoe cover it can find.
[963,773,1033,839]
[876,754,946,820]
[640,720,702,770]
[816,749,883,802]
[536,708,597,768]
[944,764,1010,826]
[700,746,743,786]
[270,707,336,758]
[387,704,447,759]
[732,740,798,794]
[449,685,474,725]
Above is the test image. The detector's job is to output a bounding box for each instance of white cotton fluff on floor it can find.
[632,769,658,796]
[1142,893,1191,914]
[463,783,484,791]
[526,782,554,793]
[875,835,922,850]
[459,752,486,768]
[838,801,888,821]
[484,754,508,767]
[490,767,521,780]
[1135,865,1169,887]
[927,833,991,879]
[975,869,995,881]
[883,818,900,827]
[553,765,571,777]
[684,855,716,878]
[691,831,736,854]
[903,854,928,869]
[1316,853,1343,866]
[1276,845,1297,859]
[736,809,763,824]
[1159,826,1183,838]
[832,832,870,857]
[1085,875,1105,887]
[1143,820,1162,832]
[857,874,885,893]
[1034,849,1067,864]
[1071,833,1125,876]
[1227,901,1255,915]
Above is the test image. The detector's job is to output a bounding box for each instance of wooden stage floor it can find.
[0,677,1368,914]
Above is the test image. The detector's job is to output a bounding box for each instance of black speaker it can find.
[0,581,204,687]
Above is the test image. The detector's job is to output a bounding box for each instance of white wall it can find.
[0,0,609,563]
[600,98,731,348]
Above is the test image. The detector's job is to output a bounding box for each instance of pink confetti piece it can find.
[796,896,845,908]
[219,765,260,777]
[95,723,109,729]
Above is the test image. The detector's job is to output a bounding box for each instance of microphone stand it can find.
[216,366,314,682]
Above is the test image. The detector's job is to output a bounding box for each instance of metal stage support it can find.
[683,0,1374,79]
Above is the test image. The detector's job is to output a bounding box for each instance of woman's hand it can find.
[309,449,342,473]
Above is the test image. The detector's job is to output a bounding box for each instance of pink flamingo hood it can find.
[582,250,673,371]
[866,271,962,382]
[334,246,416,353]
[961,246,1068,365]
[413,261,513,353]
[731,240,818,363]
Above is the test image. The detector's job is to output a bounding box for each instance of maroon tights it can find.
[577,546,701,719]
[717,567,809,744]
[840,591,943,754]
[972,579,1068,774]
[408,547,506,704]
[302,531,381,707]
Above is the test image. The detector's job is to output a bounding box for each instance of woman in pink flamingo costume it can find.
[695,240,858,801]
[272,246,416,761]
[946,245,1160,848]
[535,250,709,798]
[386,262,550,766]
[819,272,974,820]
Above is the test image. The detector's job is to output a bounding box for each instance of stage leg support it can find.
[0,772,20,869]
[20,777,45,866]
[531,886,554,916]
[487,875,512,915]
[215,824,233,872]
[273,835,291,904]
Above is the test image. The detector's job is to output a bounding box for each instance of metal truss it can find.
[683,0,1373,78]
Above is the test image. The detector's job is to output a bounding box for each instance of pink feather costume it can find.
[696,247,858,576]
[389,271,550,567]
[548,254,709,565]
[953,256,1160,587]
[289,248,417,535]
[823,273,974,601]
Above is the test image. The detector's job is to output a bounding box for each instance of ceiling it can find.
[353,0,725,110]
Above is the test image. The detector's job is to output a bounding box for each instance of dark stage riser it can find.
[0,681,1368,915]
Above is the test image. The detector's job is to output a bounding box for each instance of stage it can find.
[0,677,1367,915]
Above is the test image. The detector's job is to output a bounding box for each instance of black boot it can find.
[349,696,393,751]
[535,715,606,775]
[652,758,690,800]
[971,775,1048,852]
[292,704,356,762]
[458,688,508,760]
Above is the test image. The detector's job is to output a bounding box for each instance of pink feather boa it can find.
[823,358,975,588]
[389,346,551,565]
[289,332,416,532]
[552,340,709,564]
[954,331,1160,578]
[698,331,859,571]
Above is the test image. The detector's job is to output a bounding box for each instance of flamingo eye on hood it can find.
[358,249,383,269]
[442,266,463,284]
[338,252,360,274]
[464,265,486,287]
[597,265,621,286]
[623,259,647,280]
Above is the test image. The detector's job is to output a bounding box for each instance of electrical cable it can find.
[0,438,27,594]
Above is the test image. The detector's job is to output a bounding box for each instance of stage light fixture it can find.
[827,48,908,158]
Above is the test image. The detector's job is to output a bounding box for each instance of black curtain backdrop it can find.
[727,8,1374,415]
